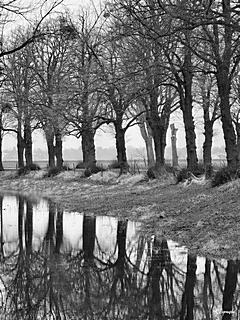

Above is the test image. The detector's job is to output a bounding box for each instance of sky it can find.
[2,0,225,160]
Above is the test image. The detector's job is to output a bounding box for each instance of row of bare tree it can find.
[1,1,240,175]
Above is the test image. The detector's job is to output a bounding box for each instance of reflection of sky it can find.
[0,195,228,275]
[63,212,83,253]
[33,200,49,250]
[2,196,19,254]
[0,195,229,275]
[0,196,143,259]
[95,215,118,259]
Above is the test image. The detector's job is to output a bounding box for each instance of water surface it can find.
[0,194,238,319]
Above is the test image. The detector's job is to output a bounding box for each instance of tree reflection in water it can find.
[0,195,239,319]
[180,254,197,320]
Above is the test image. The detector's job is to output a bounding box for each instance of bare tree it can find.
[31,17,72,169]
[132,101,155,167]
[64,10,104,171]
[195,69,220,177]
[0,0,63,57]
[231,72,240,163]
[125,22,179,172]
[107,0,197,172]
[3,32,37,168]
[157,0,240,171]
[0,99,12,171]
[199,1,240,172]
[92,27,148,173]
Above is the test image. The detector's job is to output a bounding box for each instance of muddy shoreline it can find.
[0,170,239,260]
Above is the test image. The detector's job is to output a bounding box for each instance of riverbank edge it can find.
[0,171,239,260]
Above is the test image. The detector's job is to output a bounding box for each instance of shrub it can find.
[17,163,41,176]
[76,161,85,169]
[45,165,73,177]
[83,165,105,177]
[194,162,205,176]
[62,164,72,171]
[211,166,233,187]
[205,164,213,179]
[147,164,179,180]
[147,166,157,179]
[108,160,121,169]
[175,168,189,183]
[84,168,92,177]
[165,164,175,174]
[236,168,240,179]
[146,165,170,180]
[29,163,41,171]
[18,166,29,176]
[45,167,62,177]
[175,164,205,184]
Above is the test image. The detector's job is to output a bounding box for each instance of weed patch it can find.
[18,163,41,176]
[211,166,234,187]
[84,166,105,177]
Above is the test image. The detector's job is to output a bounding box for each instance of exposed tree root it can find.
[182,173,208,187]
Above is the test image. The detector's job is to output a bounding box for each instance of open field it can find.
[0,170,238,260]
[2,158,227,170]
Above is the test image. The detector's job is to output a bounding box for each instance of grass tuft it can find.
[108,160,121,169]
[211,166,233,187]
[76,161,85,169]
[84,166,105,177]
[18,163,41,176]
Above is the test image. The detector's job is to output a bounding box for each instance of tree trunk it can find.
[147,91,170,171]
[25,201,33,254]
[215,1,238,172]
[83,214,96,261]
[203,114,214,178]
[149,237,162,318]
[235,122,240,162]
[116,220,127,280]
[152,125,165,168]
[0,115,4,171]
[17,120,25,169]
[55,209,63,254]
[222,260,239,320]
[149,95,165,169]
[55,129,63,169]
[180,254,197,320]
[171,124,179,167]
[145,137,155,167]
[147,112,167,170]
[45,129,55,168]
[82,127,96,170]
[0,196,3,257]
[18,197,24,252]
[138,115,155,167]
[161,110,170,163]
[181,44,198,171]
[114,121,129,174]
[45,201,56,255]
[217,73,238,172]
[24,120,33,167]
[182,103,198,172]
[82,214,96,316]
[202,259,212,319]
[0,133,4,171]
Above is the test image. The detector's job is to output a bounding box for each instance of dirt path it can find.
[0,171,240,259]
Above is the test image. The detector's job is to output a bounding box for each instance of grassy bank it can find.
[0,170,240,260]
